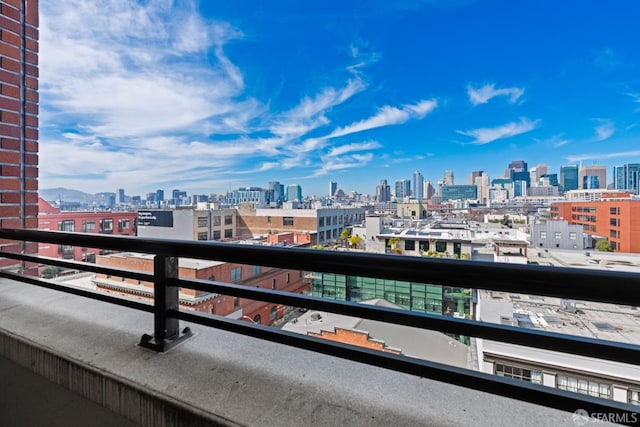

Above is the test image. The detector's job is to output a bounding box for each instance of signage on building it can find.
[137,210,173,227]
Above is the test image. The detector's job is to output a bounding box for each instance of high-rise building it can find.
[375,179,391,202]
[579,165,606,190]
[505,160,528,178]
[424,180,435,200]
[0,0,39,268]
[560,165,579,192]
[529,164,548,184]
[155,189,164,202]
[117,188,125,204]
[613,163,640,194]
[394,179,411,199]
[412,171,424,201]
[468,170,484,185]
[268,181,283,204]
[443,170,454,186]
[286,184,302,202]
[329,181,337,198]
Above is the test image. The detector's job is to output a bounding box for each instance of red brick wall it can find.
[308,328,401,355]
[95,254,310,323]
[1,0,39,269]
[551,200,640,253]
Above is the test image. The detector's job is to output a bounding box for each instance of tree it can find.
[595,239,612,252]
[349,235,363,248]
[340,229,351,240]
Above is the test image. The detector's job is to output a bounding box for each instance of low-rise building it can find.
[94,252,309,325]
[38,198,137,263]
[531,220,589,250]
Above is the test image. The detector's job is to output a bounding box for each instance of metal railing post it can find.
[139,255,192,351]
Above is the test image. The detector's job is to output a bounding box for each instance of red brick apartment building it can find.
[95,253,310,326]
[551,199,640,253]
[0,0,39,268]
[38,198,138,262]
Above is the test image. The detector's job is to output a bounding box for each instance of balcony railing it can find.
[0,228,638,424]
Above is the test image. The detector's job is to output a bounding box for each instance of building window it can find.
[557,375,611,399]
[318,217,325,227]
[435,241,447,253]
[629,389,640,405]
[224,229,233,238]
[610,207,619,215]
[610,230,618,239]
[197,217,208,227]
[272,279,276,289]
[81,221,96,232]
[99,218,113,233]
[540,231,547,239]
[253,314,261,324]
[252,265,261,276]
[197,232,208,240]
[267,216,272,223]
[231,267,242,282]
[224,215,233,225]
[419,241,429,251]
[270,306,278,321]
[326,216,332,226]
[213,216,221,226]
[286,273,290,283]
[211,305,216,315]
[283,217,294,226]
[611,241,617,250]
[233,297,240,309]
[569,232,577,240]
[213,230,221,239]
[58,220,75,232]
[554,232,562,239]
[494,363,542,384]
[405,240,416,251]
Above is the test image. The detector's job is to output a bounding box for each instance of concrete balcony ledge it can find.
[0,278,580,426]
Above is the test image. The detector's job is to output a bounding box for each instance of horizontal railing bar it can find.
[1,229,639,306]
[173,309,639,424]
[0,270,154,314]
[173,277,640,365]
[0,251,155,283]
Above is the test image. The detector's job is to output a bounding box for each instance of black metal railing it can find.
[0,228,639,424]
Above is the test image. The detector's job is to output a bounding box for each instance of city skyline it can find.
[39,1,640,196]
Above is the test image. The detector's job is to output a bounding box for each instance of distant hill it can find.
[39,188,95,204]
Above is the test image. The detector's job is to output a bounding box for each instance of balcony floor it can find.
[0,277,589,426]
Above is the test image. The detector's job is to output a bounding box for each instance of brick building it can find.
[38,198,138,262]
[551,199,640,253]
[0,0,39,268]
[94,252,310,326]
[236,205,366,244]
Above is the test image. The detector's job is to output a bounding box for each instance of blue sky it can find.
[39,0,640,197]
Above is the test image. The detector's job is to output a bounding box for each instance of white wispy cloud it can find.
[38,1,436,194]
[467,83,524,106]
[593,119,615,141]
[566,150,640,163]
[327,99,437,139]
[532,133,570,148]
[457,118,539,144]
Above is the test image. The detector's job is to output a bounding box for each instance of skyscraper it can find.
[268,181,283,203]
[505,160,528,178]
[560,165,579,192]
[394,179,411,199]
[117,188,125,204]
[468,170,484,185]
[375,179,391,202]
[412,171,423,201]
[578,165,606,190]
[613,163,640,194]
[286,184,302,202]
[0,0,39,267]
[329,181,337,198]
[443,170,454,186]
